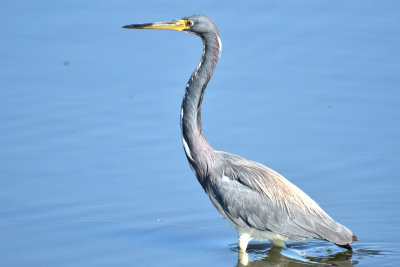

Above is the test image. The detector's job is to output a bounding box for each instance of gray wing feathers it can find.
[210,152,355,245]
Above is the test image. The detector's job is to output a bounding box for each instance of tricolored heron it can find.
[123,14,358,251]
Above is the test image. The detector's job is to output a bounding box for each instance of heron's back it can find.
[206,151,358,246]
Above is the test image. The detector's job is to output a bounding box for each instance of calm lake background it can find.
[1,1,399,266]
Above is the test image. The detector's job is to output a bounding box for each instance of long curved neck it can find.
[181,32,221,183]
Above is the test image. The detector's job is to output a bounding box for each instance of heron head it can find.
[122,14,218,37]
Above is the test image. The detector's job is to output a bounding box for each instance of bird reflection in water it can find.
[235,243,356,267]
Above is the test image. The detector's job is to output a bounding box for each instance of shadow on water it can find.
[231,240,389,267]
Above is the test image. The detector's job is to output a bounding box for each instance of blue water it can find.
[1,1,399,266]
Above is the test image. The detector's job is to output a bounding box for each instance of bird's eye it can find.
[186,21,193,27]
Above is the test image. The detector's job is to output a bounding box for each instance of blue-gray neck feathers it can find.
[181,30,221,184]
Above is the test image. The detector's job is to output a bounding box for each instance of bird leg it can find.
[238,233,252,252]
[238,251,250,266]
[269,238,286,248]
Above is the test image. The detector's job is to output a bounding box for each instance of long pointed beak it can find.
[122,19,190,32]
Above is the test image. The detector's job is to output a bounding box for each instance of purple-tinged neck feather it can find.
[181,30,221,185]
